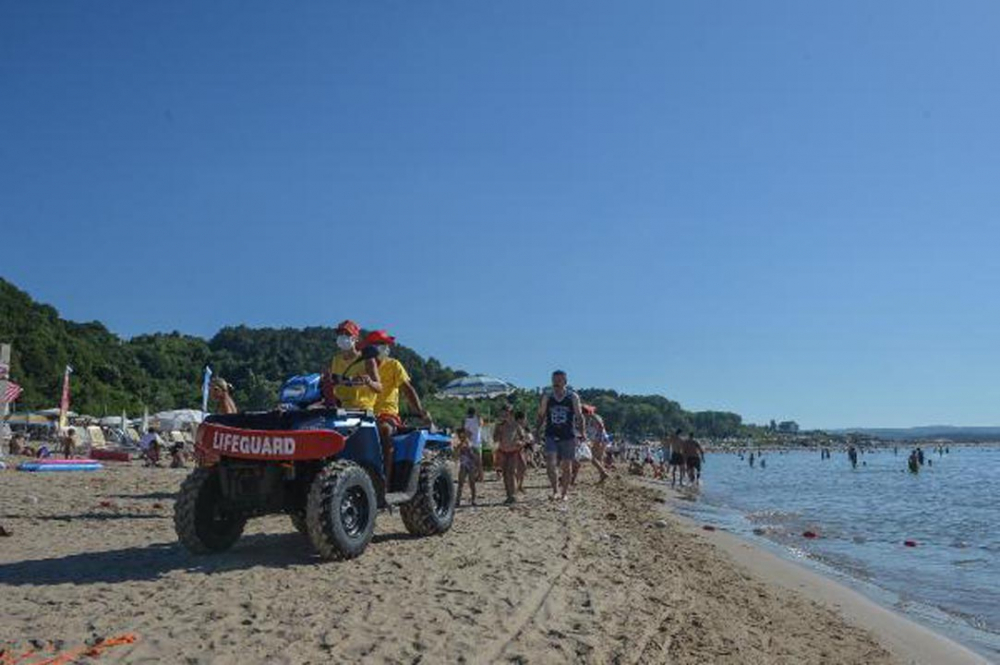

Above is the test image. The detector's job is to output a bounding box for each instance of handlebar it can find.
[402,413,435,429]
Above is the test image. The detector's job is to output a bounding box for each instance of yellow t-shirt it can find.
[374,358,410,417]
[330,353,378,411]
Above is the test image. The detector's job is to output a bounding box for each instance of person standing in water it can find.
[666,429,686,487]
[749,451,755,468]
[848,445,858,469]
[682,433,705,484]
[536,370,586,501]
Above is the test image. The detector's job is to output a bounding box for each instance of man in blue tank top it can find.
[536,370,586,501]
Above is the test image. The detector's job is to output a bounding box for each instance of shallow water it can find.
[673,446,1000,659]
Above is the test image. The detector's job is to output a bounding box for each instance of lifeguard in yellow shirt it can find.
[360,329,431,489]
[323,319,382,411]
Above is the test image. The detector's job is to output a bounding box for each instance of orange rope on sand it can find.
[0,647,49,665]
[3,634,138,665]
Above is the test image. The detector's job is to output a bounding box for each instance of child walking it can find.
[455,428,477,507]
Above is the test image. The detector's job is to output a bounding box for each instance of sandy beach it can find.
[0,460,981,664]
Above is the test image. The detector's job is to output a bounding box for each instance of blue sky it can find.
[2,1,998,428]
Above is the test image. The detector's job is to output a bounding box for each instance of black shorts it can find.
[687,456,701,471]
[669,452,684,466]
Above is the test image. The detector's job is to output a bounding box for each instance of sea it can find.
[670,445,1000,661]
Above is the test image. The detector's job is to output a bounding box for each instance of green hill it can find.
[0,278,744,437]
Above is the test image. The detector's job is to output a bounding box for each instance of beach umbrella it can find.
[3,412,52,426]
[37,407,77,419]
[435,375,516,400]
[152,409,205,432]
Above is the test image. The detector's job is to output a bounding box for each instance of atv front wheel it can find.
[306,460,377,560]
[174,468,247,554]
[400,458,455,536]
[289,511,308,535]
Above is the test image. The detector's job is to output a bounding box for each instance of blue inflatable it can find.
[18,462,104,472]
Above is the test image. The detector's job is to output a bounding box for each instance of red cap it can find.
[335,320,360,337]
[360,329,395,348]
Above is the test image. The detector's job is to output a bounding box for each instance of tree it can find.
[0,277,759,435]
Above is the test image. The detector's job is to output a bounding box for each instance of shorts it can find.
[545,437,577,462]
[459,452,477,474]
[377,413,403,430]
[497,449,520,466]
[687,456,701,471]
[669,452,684,466]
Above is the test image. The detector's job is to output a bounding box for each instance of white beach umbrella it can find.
[435,375,516,400]
[152,409,206,432]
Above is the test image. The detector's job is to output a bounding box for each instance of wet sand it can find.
[1,460,908,663]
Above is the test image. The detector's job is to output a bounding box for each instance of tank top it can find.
[463,416,482,448]
[545,392,576,440]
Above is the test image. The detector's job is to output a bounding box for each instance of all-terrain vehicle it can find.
[174,405,455,560]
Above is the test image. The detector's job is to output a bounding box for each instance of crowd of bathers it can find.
[627,431,706,488]
[455,369,614,505]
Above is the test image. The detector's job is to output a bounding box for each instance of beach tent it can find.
[86,426,107,449]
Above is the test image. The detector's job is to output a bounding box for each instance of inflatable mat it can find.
[91,449,131,462]
[18,460,104,472]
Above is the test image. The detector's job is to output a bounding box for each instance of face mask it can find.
[375,345,391,359]
[336,335,354,350]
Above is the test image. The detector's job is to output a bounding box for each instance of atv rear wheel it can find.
[306,460,376,560]
[400,458,455,536]
[174,467,247,554]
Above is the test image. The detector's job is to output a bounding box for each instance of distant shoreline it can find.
[702,440,1000,453]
